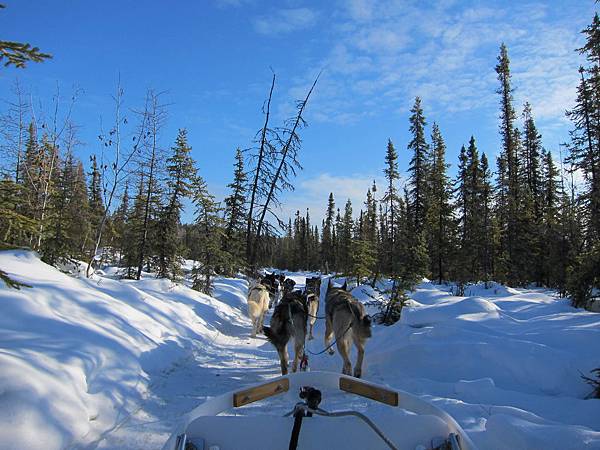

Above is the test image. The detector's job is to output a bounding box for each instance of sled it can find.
[163,371,477,450]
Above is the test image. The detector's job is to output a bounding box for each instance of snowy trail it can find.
[1,252,600,450]
[85,276,342,449]
[67,273,366,449]
[78,284,284,450]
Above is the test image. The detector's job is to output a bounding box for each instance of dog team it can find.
[247,273,372,378]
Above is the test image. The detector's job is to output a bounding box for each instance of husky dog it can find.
[324,280,372,378]
[247,283,270,338]
[305,276,321,340]
[263,291,308,375]
[282,278,296,294]
[261,273,281,308]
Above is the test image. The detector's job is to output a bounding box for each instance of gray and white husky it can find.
[263,290,307,375]
[324,280,372,378]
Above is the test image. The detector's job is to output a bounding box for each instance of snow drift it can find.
[0,250,253,450]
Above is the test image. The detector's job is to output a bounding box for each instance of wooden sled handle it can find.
[233,378,290,407]
[339,377,399,407]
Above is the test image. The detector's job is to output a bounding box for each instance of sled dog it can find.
[282,277,296,294]
[247,283,270,338]
[324,280,372,378]
[261,273,281,308]
[305,276,321,340]
[263,290,308,375]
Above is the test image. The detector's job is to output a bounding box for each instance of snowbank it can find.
[364,282,600,449]
[0,250,252,450]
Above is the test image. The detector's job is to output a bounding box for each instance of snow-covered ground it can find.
[0,250,599,449]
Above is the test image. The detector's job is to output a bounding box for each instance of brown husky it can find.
[305,276,321,340]
[324,280,372,378]
[263,291,308,375]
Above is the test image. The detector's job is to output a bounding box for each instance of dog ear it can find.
[342,280,347,291]
[363,314,372,326]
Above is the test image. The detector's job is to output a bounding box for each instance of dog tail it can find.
[262,326,275,343]
[361,314,372,338]
[350,302,372,338]
[263,324,290,348]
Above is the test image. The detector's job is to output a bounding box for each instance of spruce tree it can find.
[521,103,543,216]
[42,152,90,265]
[566,14,600,246]
[122,174,146,278]
[539,150,562,286]
[364,187,378,249]
[520,104,545,283]
[222,148,247,275]
[321,192,336,272]
[397,188,427,288]
[42,155,68,265]
[334,209,342,272]
[364,184,380,283]
[493,152,510,283]
[480,153,494,284]
[338,200,354,274]
[349,233,376,287]
[454,137,485,283]
[382,139,400,274]
[496,43,526,285]
[467,136,484,278]
[156,129,196,280]
[88,154,105,251]
[563,13,600,305]
[191,176,224,294]
[0,178,37,245]
[425,124,455,284]
[407,97,430,232]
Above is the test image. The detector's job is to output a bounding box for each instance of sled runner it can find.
[163,371,477,450]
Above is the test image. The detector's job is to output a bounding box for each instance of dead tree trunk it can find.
[246,72,275,271]
[250,74,320,269]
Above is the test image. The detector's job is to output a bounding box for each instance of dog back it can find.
[264,291,307,347]
[326,288,371,338]
[248,284,269,315]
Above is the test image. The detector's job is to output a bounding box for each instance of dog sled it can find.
[163,371,477,450]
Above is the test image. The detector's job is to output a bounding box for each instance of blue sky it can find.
[1,0,597,224]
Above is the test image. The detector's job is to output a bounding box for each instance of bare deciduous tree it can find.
[86,80,148,277]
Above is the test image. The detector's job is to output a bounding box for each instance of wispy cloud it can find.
[282,1,587,138]
[253,8,319,36]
